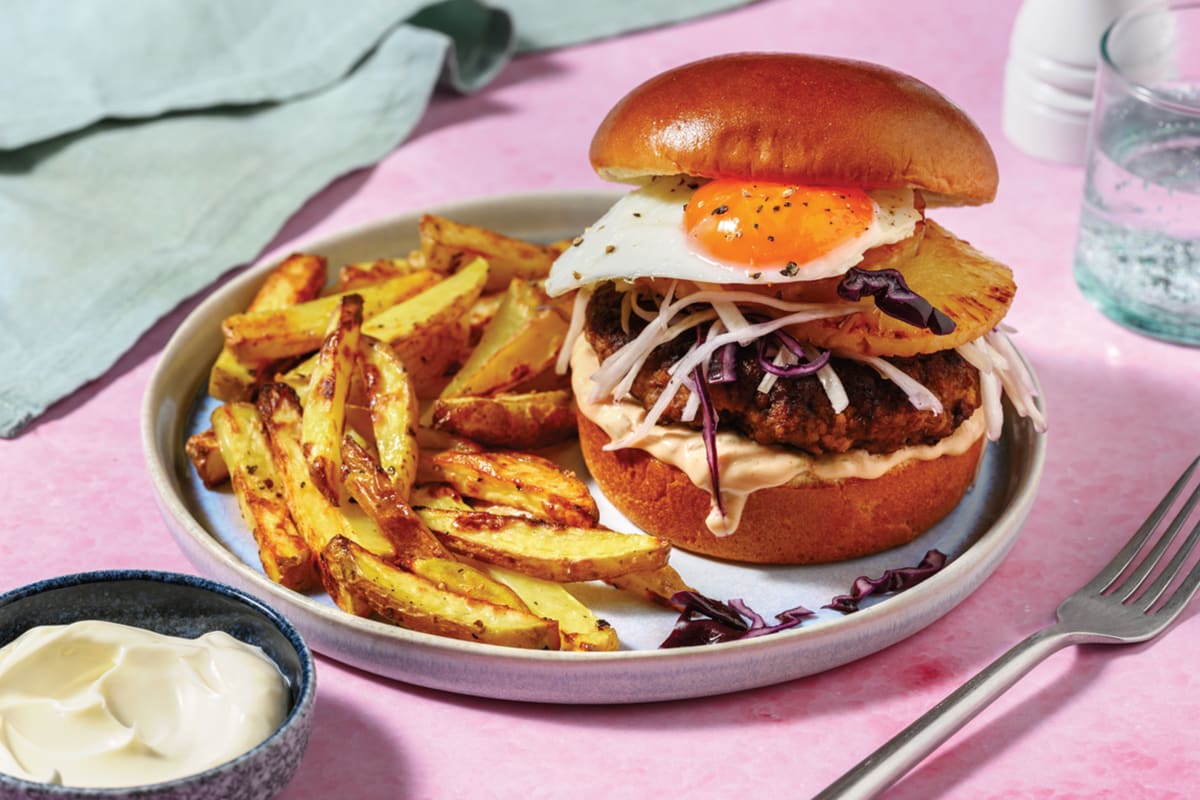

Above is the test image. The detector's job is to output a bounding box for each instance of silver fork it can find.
[816,455,1200,800]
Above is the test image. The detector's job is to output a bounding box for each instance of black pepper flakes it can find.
[781,261,799,277]
[711,205,729,216]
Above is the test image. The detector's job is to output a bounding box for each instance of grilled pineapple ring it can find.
[779,219,1016,357]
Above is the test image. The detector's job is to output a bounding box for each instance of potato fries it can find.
[422,449,599,527]
[416,508,670,583]
[336,257,421,292]
[301,293,363,505]
[321,537,559,649]
[211,402,318,592]
[419,214,560,292]
[184,427,228,489]
[210,253,327,402]
[480,562,618,651]
[223,271,437,363]
[187,214,699,651]
[361,339,420,499]
[438,277,567,400]
[431,390,576,450]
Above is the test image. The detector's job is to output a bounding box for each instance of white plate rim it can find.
[142,190,1048,704]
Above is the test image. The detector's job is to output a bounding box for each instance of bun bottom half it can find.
[577,415,985,565]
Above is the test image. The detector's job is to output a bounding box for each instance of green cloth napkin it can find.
[0,0,752,437]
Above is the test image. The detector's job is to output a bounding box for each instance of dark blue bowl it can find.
[0,570,316,799]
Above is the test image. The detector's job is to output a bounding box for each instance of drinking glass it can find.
[1073,1,1200,344]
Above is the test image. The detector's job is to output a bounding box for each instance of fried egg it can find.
[545,176,922,296]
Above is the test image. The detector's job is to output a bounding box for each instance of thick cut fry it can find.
[211,402,318,592]
[431,390,576,450]
[320,536,559,649]
[336,257,418,292]
[423,449,598,527]
[606,565,694,611]
[392,319,469,399]
[417,508,671,582]
[223,270,438,363]
[256,384,397,565]
[209,253,328,402]
[361,257,488,344]
[301,294,363,505]
[415,334,472,399]
[341,435,446,561]
[409,483,473,511]
[478,561,618,651]
[438,278,567,400]
[356,260,485,399]
[419,214,560,292]
[342,433,536,611]
[185,427,229,488]
[408,556,529,612]
[463,291,504,344]
[359,338,419,498]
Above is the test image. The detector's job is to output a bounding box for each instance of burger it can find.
[544,53,1044,565]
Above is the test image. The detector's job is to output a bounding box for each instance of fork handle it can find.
[814,625,1078,799]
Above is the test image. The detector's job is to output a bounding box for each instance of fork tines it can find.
[1093,456,1200,614]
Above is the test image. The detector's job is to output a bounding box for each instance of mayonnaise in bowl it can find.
[0,620,289,788]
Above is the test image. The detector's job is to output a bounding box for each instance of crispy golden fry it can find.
[184,427,229,488]
[477,561,618,651]
[431,390,576,450]
[505,367,572,395]
[409,483,472,510]
[422,449,598,527]
[463,292,504,345]
[392,318,469,399]
[438,278,567,400]
[256,384,397,566]
[419,214,560,292]
[223,271,438,363]
[336,257,418,292]
[341,435,446,561]
[360,338,419,498]
[417,508,670,583]
[606,565,694,611]
[211,402,318,592]
[408,556,530,612]
[209,253,328,402]
[301,294,363,505]
[416,426,484,454]
[342,433,544,611]
[361,257,488,344]
[320,536,559,649]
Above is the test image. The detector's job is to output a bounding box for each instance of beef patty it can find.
[584,283,981,455]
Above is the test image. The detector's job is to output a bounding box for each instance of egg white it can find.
[544,176,922,296]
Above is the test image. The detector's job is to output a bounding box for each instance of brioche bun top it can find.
[589,53,998,206]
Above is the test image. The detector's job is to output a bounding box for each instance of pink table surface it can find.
[4,1,1200,797]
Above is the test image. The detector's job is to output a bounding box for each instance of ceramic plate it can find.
[142,191,1047,704]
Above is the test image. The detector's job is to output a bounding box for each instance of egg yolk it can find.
[683,179,876,273]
